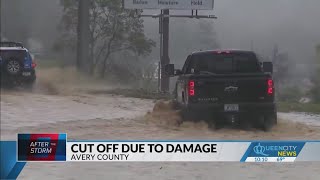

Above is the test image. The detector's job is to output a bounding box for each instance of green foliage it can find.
[277,86,303,102]
[278,102,320,114]
[57,0,156,77]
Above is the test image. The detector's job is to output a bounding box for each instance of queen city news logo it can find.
[18,134,67,161]
[249,142,305,158]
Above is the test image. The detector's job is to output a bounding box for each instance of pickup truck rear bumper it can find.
[184,102,276,123]
[186,102,276,115]
[184,103,277,120]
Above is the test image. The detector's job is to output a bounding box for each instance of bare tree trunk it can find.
[100,45,112,78]
[89,32,95,75]
[99,18,118,78]
[88,45,95,75]
[77,0,90,72]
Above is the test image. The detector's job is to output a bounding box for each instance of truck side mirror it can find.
[263,62,273,74]
[165,64,175,76]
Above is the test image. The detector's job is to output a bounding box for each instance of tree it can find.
[57,0,155,77]
[272,45,290,85]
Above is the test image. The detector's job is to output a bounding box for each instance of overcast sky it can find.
[143,0,320,63]
[214,0,320,62]
[2,0,319,64]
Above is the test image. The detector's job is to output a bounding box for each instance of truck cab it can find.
[165,50,276,131]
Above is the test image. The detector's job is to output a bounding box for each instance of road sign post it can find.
[77,0,90,73]
[161,9,170,92]
[123,0,216,93]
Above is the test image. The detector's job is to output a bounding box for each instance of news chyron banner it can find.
[1,133,320,179]
[14,133,320,162]
[66,141,320,162]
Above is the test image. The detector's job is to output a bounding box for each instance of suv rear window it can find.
[0,50,27,61]
[186,52,261,74]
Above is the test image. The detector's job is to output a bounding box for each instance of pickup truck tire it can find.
[261,114,276,132]
[180,108,193,121]
[240,119,252,130]
[207,121,224,130]
[180,108,202,122]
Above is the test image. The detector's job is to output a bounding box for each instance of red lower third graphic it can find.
[27,134,59,161]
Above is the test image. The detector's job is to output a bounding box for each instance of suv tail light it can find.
[32,59,37,68]
[32,62,37,68]
[267,78,274,95]
[188,80,195,96]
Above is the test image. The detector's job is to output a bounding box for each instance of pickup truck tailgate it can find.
[193,74,272,103]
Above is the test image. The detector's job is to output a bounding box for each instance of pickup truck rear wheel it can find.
[180,108,198,122]
[180,109,192,121]
[262,115,276,132]
[207,121,224,130]
[240,119,252,130]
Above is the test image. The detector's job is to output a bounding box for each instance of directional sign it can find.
[123,0,214,10]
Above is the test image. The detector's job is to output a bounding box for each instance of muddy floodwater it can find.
[1,88,320,180]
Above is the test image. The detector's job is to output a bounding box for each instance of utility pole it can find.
[160,9,170,92]
[77,0,90,72]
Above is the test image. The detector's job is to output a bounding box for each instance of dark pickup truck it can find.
[165,50,277,131]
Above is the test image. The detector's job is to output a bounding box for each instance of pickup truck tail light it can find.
[188,80,195,96]
[267,78,274,95]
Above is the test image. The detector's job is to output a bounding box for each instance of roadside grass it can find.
[278,102,320,114]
